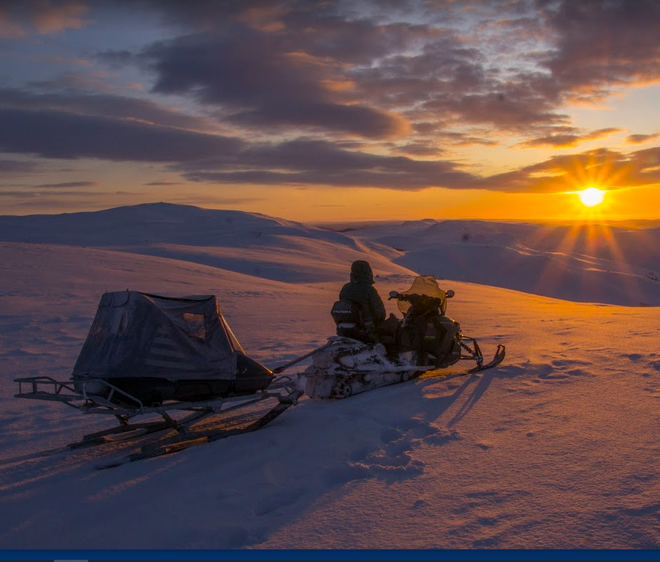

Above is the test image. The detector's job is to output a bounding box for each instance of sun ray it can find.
[527,193,646,305]
[526,154,635,300]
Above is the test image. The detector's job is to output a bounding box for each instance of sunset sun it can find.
[578,187,606,207]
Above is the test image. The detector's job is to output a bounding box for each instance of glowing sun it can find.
[578,187,606,207]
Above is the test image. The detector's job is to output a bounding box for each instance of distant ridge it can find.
[1,203,659,304]
[348,218,660,307]
[0,202,355,248]
[0,203,414,284]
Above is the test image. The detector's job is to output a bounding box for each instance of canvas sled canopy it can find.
[72,291,272,403]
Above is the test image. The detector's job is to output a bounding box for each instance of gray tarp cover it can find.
[73,291,244,381]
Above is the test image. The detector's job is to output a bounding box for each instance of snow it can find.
[0,204,659,550]
[347,219,660,306]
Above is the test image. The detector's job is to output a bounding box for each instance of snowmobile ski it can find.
[468,343,506,373]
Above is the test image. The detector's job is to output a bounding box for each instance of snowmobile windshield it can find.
[397,275,447,315]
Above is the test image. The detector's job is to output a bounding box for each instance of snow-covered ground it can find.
[345,218,660,307]
[0,204,659,549]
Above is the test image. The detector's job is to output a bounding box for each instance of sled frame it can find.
[14,375,299,437]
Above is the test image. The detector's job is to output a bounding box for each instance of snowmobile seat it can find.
[331,299,368,340]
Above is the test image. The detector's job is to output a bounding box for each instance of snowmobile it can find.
[13,291,301,465]
[303,275,505,399]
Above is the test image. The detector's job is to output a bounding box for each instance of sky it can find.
[1,0,660,222]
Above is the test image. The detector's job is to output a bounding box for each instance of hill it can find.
[0,203,412,284]
[347,219,660,306]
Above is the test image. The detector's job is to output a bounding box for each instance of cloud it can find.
[0,1,91,38]
[0,88,213,132]
[29,0,90,34]
[352,35,565,132]
[98,1,660,142]
[483,147,660,193]
[35,180,99,188]
[144,27,410,139]
[520,127,623,148]
[28,70,120,93]
[144,1,433,64]
[0,195,118,211]
[0,159,39,175]
[165,195,264,206]
[544,0,660,100]
[143,180,183,186]
[231,101,409,139]
[95,50,135,69]
[0,4,26,38]
[132,3,566,139]
[4,101,657,196]
[31,54,92,66]
[0,189,108,199]
[392,142,445,157]
[626,132,660,145]
[175,138,477,190]
[0,107,244,162]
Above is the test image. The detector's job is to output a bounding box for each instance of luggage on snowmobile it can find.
[331,299,399,348]
[331,299,367,341]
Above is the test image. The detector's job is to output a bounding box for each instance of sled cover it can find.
[72,291,244,381]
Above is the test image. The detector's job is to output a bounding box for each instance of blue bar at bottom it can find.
[0,550,659,561]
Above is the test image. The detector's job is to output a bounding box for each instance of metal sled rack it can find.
[16,375,296,415]
[12,375,302,468]
[15,376,145,411]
